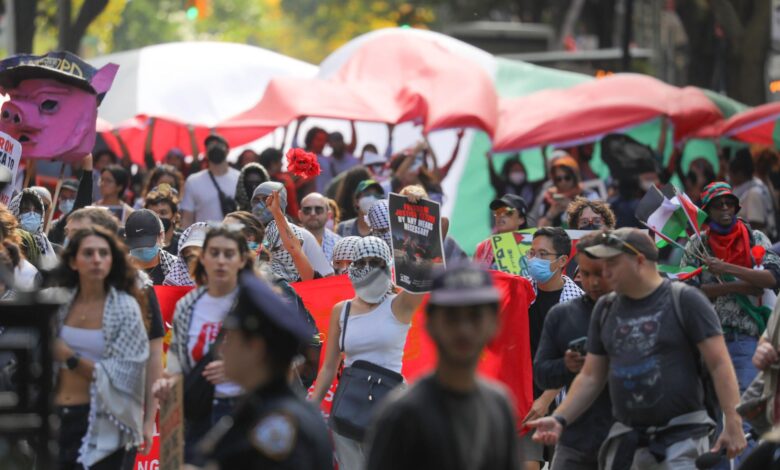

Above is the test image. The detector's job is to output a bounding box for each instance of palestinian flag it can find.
[658,264,703,281]
[635,186,690,246]
[659,184,707,237]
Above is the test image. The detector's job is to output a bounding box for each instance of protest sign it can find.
[0,131,21,206]
[388,193,445,293]
[159,378,184,470]
[491,229,593,277]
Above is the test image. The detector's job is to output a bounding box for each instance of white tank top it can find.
[60,326,105,362]
[339,295,411,373]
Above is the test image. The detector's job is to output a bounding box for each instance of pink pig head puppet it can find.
[0,51,118,162]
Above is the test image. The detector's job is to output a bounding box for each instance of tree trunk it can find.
[58,0,109,53]
[13,0,37,53]
[57,0,71,52]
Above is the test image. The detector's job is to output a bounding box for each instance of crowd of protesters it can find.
[5,124,780,469]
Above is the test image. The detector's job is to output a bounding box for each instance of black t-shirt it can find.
[146,287,165,341]
[529,288,563,359]
[145,263,166,286]
[587,280,722,427]
[366,374,518,470]
[164,231,181,256]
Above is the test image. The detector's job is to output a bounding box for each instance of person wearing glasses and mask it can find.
[310,235,426,470]
[474,194,528,268]
[681,182,780,465]
[521,227,584,470]
[299,192,342,263]
[535,154,597,228]
[125,209,194,286]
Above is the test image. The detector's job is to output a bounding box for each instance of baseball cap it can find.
[428,262,501,307]
[701,182,741,212]
[583,228,659,261]
[124,209,163,249]
[354,179,385,198]
[489,194,527,216]
[204,133,228,149]
[363,151,387,166]
[61,178,79,192]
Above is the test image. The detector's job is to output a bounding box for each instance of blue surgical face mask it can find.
[527,257,557,283]
[19,212,42,233]
[58,198,75,215]
[130,245,160,263]
[252,201,274,225]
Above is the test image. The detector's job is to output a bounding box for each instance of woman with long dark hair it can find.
[96,164,134,223]
[153,226,253,465]
[53,226,149,469]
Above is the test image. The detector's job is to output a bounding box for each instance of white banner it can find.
[0,131,22,206]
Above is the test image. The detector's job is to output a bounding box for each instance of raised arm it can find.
[267,190,315,281]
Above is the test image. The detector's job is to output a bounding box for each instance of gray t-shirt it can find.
[587,280,722,427]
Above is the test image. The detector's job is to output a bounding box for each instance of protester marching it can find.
[5,12,780,470]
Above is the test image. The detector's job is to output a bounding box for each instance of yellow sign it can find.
[490,229,535,276]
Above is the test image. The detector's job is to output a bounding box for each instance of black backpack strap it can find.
[207,170,226,197]
[340,301,351,352]
[598,292,618,329]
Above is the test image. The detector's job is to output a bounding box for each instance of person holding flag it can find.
[681,181,780,465]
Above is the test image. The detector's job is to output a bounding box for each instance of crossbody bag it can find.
[329,301,404,441]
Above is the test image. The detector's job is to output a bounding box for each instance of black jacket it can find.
[534,295,613,455]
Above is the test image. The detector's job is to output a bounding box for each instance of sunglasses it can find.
[554,174,573,183]
[493,207,517,217]
[301,206,326,215]
[151,184,179,197]
[709,197,737,209]
[352,258,387,269]
[578,217,603,227]
[600,233,642,257]
[206,221,245,233]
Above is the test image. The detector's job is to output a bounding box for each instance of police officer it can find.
[198,270,333,469]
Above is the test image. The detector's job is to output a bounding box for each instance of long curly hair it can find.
[55,226,150,331]
[566,197,616,229]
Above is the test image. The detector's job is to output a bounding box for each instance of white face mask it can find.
[348,265,392,303]
[358,195,378,214]
[508,172,526,186]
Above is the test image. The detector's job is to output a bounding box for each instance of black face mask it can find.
[207,147,227,164]
[579,223,601,231]
[160,217,173,232]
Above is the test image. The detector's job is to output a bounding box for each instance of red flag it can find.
[291,271,534,430]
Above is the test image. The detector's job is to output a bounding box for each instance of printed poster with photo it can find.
[388,193,445,293]
[0,132,22,206]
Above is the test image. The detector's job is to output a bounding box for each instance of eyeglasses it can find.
[527,249,560,259]
[578,217,603,227]
[554,174,573,183]
[301,206,326,215]
[205,221,245,233]
[493,207,517,217]
[600,232,642,257]
[352,258,387,269]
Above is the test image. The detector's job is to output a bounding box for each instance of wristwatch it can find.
[552,414,568,429]
[65,353,81,370]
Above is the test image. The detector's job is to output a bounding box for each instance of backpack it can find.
[598,282,720,423]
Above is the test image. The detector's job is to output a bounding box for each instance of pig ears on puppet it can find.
[91,63,118,105]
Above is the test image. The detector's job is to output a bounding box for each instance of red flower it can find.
[286,148,321,179]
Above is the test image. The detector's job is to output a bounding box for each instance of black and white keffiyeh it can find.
[332,236,361,262]
[55,287,149,466]
[530,275,583,304]
[263,220,305,282]
[348,236,394,302]
[177,222,209,256]
[367,199,392,247]
[159,248,195,286]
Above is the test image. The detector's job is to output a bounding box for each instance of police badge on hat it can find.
[250,412,298,460]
